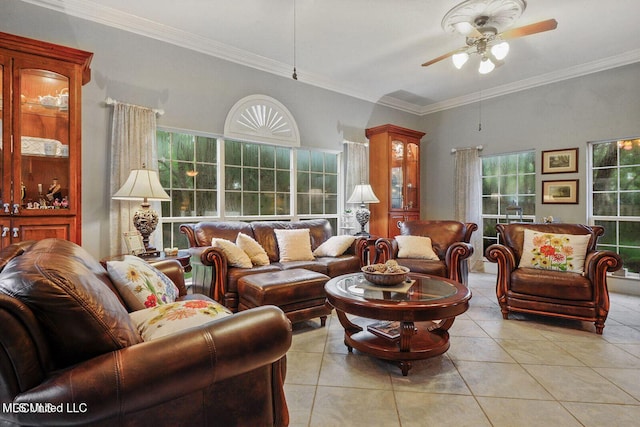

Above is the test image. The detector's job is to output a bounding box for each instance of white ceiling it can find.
[24,0,640,115]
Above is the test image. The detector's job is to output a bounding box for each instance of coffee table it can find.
[325,272,471,375]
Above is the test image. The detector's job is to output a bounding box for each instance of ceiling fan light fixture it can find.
[478,57,495,74]
[453,21,475,35]
[452,52,470,69]
[491,41,510,60]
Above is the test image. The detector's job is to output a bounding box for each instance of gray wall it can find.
[420,62,640,224]
[4,2,421,258]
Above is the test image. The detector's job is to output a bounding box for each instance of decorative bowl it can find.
[361,265,410,286]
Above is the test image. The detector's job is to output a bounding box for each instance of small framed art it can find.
[542,179,579,204]
[541,148,579,174]
[123,231,145,255]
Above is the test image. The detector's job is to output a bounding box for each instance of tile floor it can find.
[284,272,640,427]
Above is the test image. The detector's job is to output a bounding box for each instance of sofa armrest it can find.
[13,306,292,426]
[374,238,397,264]
[199,246,229,302]
[444,242,474,285]
[148,258,188,297]
[584,250,623,313]
[485,243,517,302]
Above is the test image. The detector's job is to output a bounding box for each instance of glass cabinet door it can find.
[18,67,70,210]
[405,142,419,210]
[390,140,404,209]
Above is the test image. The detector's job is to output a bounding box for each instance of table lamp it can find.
[346,184,380,236]
[112,164,170,256]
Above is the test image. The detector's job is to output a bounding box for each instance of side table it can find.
[101,250,192,272]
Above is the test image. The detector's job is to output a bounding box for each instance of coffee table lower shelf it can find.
[336,310,455,376]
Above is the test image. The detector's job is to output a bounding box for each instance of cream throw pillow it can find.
[395,235,439,260]
[107,255,180,310]
[129,299,232,341]
[518,229,590,273]
[211,238,253,268]
[274,228,315,262]
[313,235,356,257]
[236,232,270,266]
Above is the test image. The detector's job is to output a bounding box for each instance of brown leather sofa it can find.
[180,219,367,312]
[375,220,477,285]
[485,223,623,334]
[0,238,292,426]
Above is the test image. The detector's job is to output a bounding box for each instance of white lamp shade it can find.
[113,168,170,201]
[491,41,510,60]
[452,52,469,69]
[347,184,380,204]
[478,57,495,74]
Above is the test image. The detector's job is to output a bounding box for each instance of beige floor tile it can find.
[284,384,315,427]
[554,340,640,368]
[318,352,393,390]
[496,339,584,366]
[309,386,399,427]
[448,318,492,338]
[465,305,505,321]
[391,356,471,395]
[593,367,640,401]
[447,337,516,363]
[563,402,640,427]
[455,361,553,399]
[286,351,323,385]
[475,319,550,340]
[477,396,583,427]
[290,323,329,353]
[617,343,640,357]
[600,325,640,344]
[523,365,638,404]
[396,392,491,427]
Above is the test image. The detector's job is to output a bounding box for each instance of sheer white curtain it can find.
[454,148,484,272]
[344,140,369,209]
[109,102,159,255]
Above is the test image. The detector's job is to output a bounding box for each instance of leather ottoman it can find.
[238,269,332,325]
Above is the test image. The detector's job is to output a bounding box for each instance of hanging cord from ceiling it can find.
[478,86,483,132]
[292,0,298,80]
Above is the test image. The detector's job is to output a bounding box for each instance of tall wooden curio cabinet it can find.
[366,124,425,238]
[0,32,92,248]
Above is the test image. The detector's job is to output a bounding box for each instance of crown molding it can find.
[22,0,640,117]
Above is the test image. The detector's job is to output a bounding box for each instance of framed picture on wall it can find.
[542,179,579,204]
[541,148,579,174]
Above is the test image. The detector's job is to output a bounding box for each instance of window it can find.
[157,129,340,249]
[589,139,640,274]
[224,139,291,216]
[481,151,536,253]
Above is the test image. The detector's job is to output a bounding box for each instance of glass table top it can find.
[334,272,458,302]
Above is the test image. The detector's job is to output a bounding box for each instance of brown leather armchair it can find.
[0,239,292,426]
[485,223,623,334]
[375,220,477,285]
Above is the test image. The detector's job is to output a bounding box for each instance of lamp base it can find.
[354,206,371,236]
[133,202,160,256]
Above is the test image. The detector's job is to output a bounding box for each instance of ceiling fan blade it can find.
[500,19,558,40]
[421,47,466,67]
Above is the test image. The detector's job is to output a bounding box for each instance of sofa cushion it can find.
[0,239,141,368]
[107,255,180,310]
[518,229,590,273]
[395,235,439,260]
[313,235,356,257]
[274,229,315,262]
[212,238,253,268]
[236,232,270,266]
[129,299,232,341]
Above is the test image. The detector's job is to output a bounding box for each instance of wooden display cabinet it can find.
[0,32,92,248]
[366,124,425,238]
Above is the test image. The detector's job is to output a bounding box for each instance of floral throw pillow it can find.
[518,229,590,273]
[107,255,179,310]
[129,299,232,341]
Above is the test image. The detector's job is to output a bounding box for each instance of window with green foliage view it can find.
[590,140,640,274]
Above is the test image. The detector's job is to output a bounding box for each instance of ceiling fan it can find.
[422,0,558,74]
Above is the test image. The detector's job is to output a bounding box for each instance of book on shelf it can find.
[367,320,404,340]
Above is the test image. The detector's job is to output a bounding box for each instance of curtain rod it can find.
[105,97,164,116]
[451,145,483,154]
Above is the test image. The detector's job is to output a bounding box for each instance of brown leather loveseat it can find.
[0,238,292,426]
[180,219,367,312]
